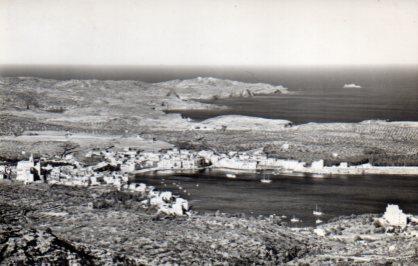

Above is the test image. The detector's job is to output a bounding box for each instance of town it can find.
[3,145,418,187]
[1,145,418,220]
[2,146,417,225]
[2,146,418,188]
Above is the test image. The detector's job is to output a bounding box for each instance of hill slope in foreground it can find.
[1,182,417,264]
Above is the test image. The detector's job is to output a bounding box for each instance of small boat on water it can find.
[226,173,236,178]
[315,219,323,224]
[260,174,272,183]
[313,205,323,216]
[260,178,272,184]
[290,216,301,223]
[343,83,362,89]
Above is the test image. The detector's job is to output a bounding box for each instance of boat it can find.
[226,173,236,178]
[315,219,323,224]
[343,83,362,89]
[260,174,272,183]
[290,216,301,223]
[260,178,272,184]
[313,205,323,216]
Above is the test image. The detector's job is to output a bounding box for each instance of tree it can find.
[15,92,40,110]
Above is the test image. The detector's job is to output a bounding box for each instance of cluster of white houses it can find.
[2,147,418,186]
[2,147,418,220]
[0,149,196,216]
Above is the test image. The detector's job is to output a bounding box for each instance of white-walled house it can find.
[0,165,5,179]
[157,158,182,169]
[339,162,348,168]
[213,157,257,170]
[383,204,408,228]
[16,155,41,184]
[120,160,135,173]
[311,160,324,169]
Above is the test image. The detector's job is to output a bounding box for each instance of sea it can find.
[136,171,418,226]
[2,65,418,221]
[162,65,418,124]
[3,64,415,123]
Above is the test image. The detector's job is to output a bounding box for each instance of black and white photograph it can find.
[0,0,418,264]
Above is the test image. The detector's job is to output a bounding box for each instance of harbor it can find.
[135,170,418,226]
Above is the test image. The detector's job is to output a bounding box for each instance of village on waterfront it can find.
[2,133,418,220]
[1,136,418,264]
[3,135,418,188]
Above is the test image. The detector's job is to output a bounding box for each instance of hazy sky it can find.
[1,0,417,66]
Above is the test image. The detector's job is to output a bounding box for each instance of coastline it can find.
[2,131,418,177]
[1,76,418,168]
[0,76,417,264]
[1,180,417,264]
[133,157,418,176]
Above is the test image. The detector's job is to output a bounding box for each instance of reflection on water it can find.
[135,171,418,226]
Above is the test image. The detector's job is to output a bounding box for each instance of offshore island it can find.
[1,76,418,264]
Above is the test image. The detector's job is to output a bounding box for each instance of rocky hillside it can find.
[157,77,288,100]
[0,77,289,135]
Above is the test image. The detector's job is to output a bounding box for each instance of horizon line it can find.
[1,63,418,68]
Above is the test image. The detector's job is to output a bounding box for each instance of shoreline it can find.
[1,180,417,264]
[1,76,418,264]
[2,130,418,176]
[134,166,418,177]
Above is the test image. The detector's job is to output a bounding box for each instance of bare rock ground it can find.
[0,182,312,264]
[1,182,417,265]
[0,226,98,265]
[291,214,418,265]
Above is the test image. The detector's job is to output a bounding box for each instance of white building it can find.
[258,159,305,171]
[383,204,408,228]
[0,165,5,179]
[311,160,324,169]
[157,158,182,169]
[120,160,135,173]
[214,157,257,170]
[181,159,198,169]
[339,162,348,168]
[281,143,290,151]
[198,150,214,159]
[16,155,41,184]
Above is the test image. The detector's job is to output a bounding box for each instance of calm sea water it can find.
[136,172,418,225]
[168,66,418,123]
[3,65,417,123]
[162,66,418,221]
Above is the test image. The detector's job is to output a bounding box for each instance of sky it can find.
[1,0,418,66]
